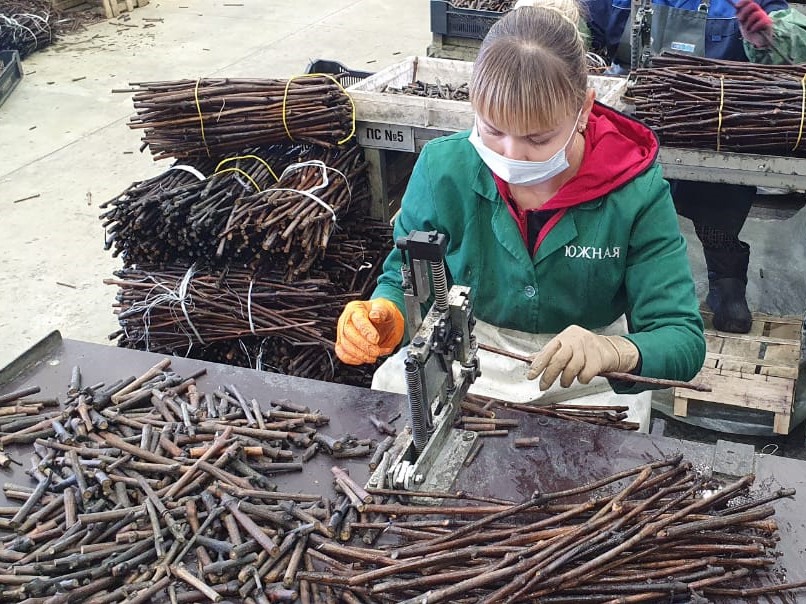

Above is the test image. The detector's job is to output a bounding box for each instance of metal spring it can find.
[431,261,448,312]
[406,361,428,454]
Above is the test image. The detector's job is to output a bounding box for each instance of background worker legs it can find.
[672,181,754,334]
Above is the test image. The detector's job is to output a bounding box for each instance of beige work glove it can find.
[527,325,640,391]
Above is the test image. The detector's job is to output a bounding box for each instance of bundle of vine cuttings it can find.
[630,52,806,156]
[218,143,370,277]
[124,76,356,160]
[100,146,298,267]
[106,216,389,385]
[0,0,63,58]
[100,143,369,278]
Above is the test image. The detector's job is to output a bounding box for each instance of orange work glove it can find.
[527,325,640,391]
[335,299,405,365]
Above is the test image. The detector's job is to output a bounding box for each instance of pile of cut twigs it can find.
[304,455,803,602]
[3,370,804,602]
[448,0,514,10]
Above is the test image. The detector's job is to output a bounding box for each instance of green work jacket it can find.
[372,131,706,390]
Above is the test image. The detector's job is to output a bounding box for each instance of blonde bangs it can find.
[471,47,580,135]
[469,5,587,135]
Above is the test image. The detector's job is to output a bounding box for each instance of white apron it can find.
[371,318,652,433]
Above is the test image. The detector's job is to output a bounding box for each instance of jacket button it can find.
[524,285,536,298]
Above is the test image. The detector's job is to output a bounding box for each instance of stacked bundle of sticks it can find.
[218,143,371,276]
[3,367,803,603]
[101,156,237,267]
[108,266,351,350]
[106,214,389,385]
[630,53,806,156]
[103,74,383,385]
[102,143,371,273]
[125,76,356,160]
[0,0,60,58]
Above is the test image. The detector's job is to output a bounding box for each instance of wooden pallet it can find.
[673,311,803,434]
[50,0,148,13]
[100,0,148,18]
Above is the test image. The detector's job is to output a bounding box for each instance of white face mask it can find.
[468,108,583,186]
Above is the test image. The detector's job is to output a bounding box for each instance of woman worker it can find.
[335,3,706,398]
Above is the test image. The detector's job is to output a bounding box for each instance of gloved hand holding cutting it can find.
[527,325,640,391]
[335,299,405,365]
[734,0,774,48]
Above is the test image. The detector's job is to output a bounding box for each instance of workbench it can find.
[2,333,806,600]
[362,124,806,221]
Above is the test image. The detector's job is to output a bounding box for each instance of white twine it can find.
[324,348,336,379]
[759,444,779,457]
[274,159,353,223]
[247,279,256,335]
[586,52,609,71]
[238,339,253,369]
[0,13,46,48]
[255,338,269,371]
[165,164,207,181]
[125,264,206,353]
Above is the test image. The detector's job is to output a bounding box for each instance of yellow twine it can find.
[194,78,211,158]
[214,167,262,193]
[282,73,357,145]
[716,76,725,153]
[215,155,279,183]
[793,74,806,152]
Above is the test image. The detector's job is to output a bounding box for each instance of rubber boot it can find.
[703,246,753,334]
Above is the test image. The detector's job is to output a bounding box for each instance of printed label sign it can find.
[357,123,416,152]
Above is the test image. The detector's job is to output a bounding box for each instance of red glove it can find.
[735,0,774,48]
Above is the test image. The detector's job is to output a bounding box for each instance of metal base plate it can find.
[411,428,477,503]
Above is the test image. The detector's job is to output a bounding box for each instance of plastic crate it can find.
[305,59,374,88]
[0,50,23,108]
[430,0,507,41]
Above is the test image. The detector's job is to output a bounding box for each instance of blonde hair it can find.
[513,0,582,32]
[470,3,587,135]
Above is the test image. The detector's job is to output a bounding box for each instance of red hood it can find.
[546,102,658,208]
[492,102,659,251]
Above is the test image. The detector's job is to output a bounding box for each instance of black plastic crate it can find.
[430,0,508,40]
[0,50,24,108]
[305,59,374,88]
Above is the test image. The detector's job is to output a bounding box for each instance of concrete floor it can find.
[0,0,431,367]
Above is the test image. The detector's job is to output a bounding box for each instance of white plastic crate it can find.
[347,56,628,130]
